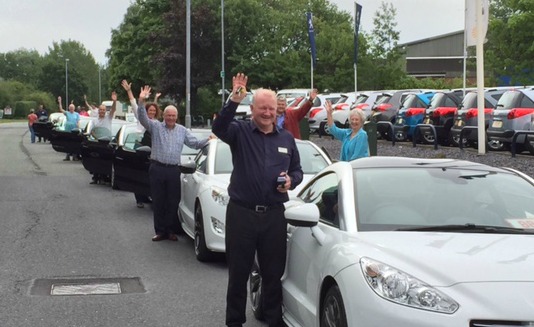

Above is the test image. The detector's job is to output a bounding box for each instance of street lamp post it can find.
[98,66,102,104]
[221,0,225,106]
[65,58,70,108]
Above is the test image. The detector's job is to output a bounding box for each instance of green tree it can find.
[0,49,44,86]
[42,40,100,104]
[366,1,405,90]
[485,0,534,85]
[107,0,167,100]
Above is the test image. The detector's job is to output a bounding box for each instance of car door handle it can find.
[115,157,124,161]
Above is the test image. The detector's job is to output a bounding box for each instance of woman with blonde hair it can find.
[325,100,369,161]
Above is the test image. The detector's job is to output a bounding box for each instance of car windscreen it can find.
[296,142,329,174]
[355,167,534,232]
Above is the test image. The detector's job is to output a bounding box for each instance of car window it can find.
[123,132,143,150]
[355,167,534,231]
[91,127,112,139]
[195,146,209,173]
[214,142,233,174]
[298,172,340,227]
[520,94,534,107]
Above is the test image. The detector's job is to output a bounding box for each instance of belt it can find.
[230,199,283,213]
[150,160,179,168]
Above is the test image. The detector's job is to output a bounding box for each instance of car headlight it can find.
[211,186,229,206]
[360,257,459,314]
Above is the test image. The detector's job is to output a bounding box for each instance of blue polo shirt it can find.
[212,101,303,205]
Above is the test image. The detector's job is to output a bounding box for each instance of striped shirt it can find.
[137,103,208,165]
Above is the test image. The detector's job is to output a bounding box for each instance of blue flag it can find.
[306,12,317,68]
[354,2,362,65]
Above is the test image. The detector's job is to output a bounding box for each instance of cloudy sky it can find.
[1,0,464,65]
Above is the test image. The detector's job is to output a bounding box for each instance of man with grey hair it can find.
[137,85,210,242]
[213,73,303,327]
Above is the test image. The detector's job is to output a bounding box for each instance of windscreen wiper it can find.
[397,223,528,234]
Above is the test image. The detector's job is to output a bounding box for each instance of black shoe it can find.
[137,202,144,208]
[152,234,167,242]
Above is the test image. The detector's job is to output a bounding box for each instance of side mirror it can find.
[284,202,319,227]
[97,136,112,143]
[179,161,196,174]
[135,146,152,157]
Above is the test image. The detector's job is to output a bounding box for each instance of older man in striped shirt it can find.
[137,86,210,242]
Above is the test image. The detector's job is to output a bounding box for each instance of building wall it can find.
[401,31,474,79]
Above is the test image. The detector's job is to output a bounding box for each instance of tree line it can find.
[1,0,532,118]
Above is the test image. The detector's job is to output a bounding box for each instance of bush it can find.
[14,101,37,118]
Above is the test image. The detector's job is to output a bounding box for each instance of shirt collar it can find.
[250,119,279,134]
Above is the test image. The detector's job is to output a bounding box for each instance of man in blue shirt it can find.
[212,73,303,327]
[138,86,209,242]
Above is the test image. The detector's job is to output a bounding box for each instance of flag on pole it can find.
[306,12,317,68]
[354,2,363,64]
[465,0,489,47]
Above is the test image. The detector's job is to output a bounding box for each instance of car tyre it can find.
[249,258,265,321]
[320,285,347,327]
[319,121,330,136]
[194,204,213,262]
[422,132,435,144]
[394,130,407,142]
[111,164,119,190]
[487,138,505,151]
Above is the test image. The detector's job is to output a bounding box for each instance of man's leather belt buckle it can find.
[254,205,268,213]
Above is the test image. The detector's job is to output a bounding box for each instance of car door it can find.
[112,129,151,196]
[180,144,210,234]
[283,172,343,327]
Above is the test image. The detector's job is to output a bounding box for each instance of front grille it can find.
[471,320,534,327]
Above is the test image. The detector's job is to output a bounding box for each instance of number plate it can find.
[492,120,503,128]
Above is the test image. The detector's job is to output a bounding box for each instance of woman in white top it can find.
[121,80,161,208]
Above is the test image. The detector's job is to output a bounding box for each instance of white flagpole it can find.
[476,0,486,155]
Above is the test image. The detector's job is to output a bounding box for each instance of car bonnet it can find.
[344,231,534,286]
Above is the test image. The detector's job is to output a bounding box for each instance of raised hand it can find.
[121,80,131,92]
[139,85,152,103]
[230,73,248,103]
[111,91,117,101]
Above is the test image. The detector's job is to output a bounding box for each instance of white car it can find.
[249,156,534,326]
[331,91,388,127]
[307,93,343,134]
[277,89,311,104]
[178,139,332,261]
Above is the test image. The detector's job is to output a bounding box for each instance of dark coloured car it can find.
[450,88,508,147]
[486,88,534,154]
[111,127,213,197]
[32,113,66,144]
[393,91,435,141]
[368,89,423,140]
[80,119,135,184]
[49,115,93,158]
[420,91,463,145]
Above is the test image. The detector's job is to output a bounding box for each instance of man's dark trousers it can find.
[149,163,181,235]
[225,200,287,327]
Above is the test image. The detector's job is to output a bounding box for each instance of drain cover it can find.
[51,282,121,296]
[30,277,145,296]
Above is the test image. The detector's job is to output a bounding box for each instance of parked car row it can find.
[310,86,534,155]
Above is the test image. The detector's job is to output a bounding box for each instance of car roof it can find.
[348,156,506,173]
